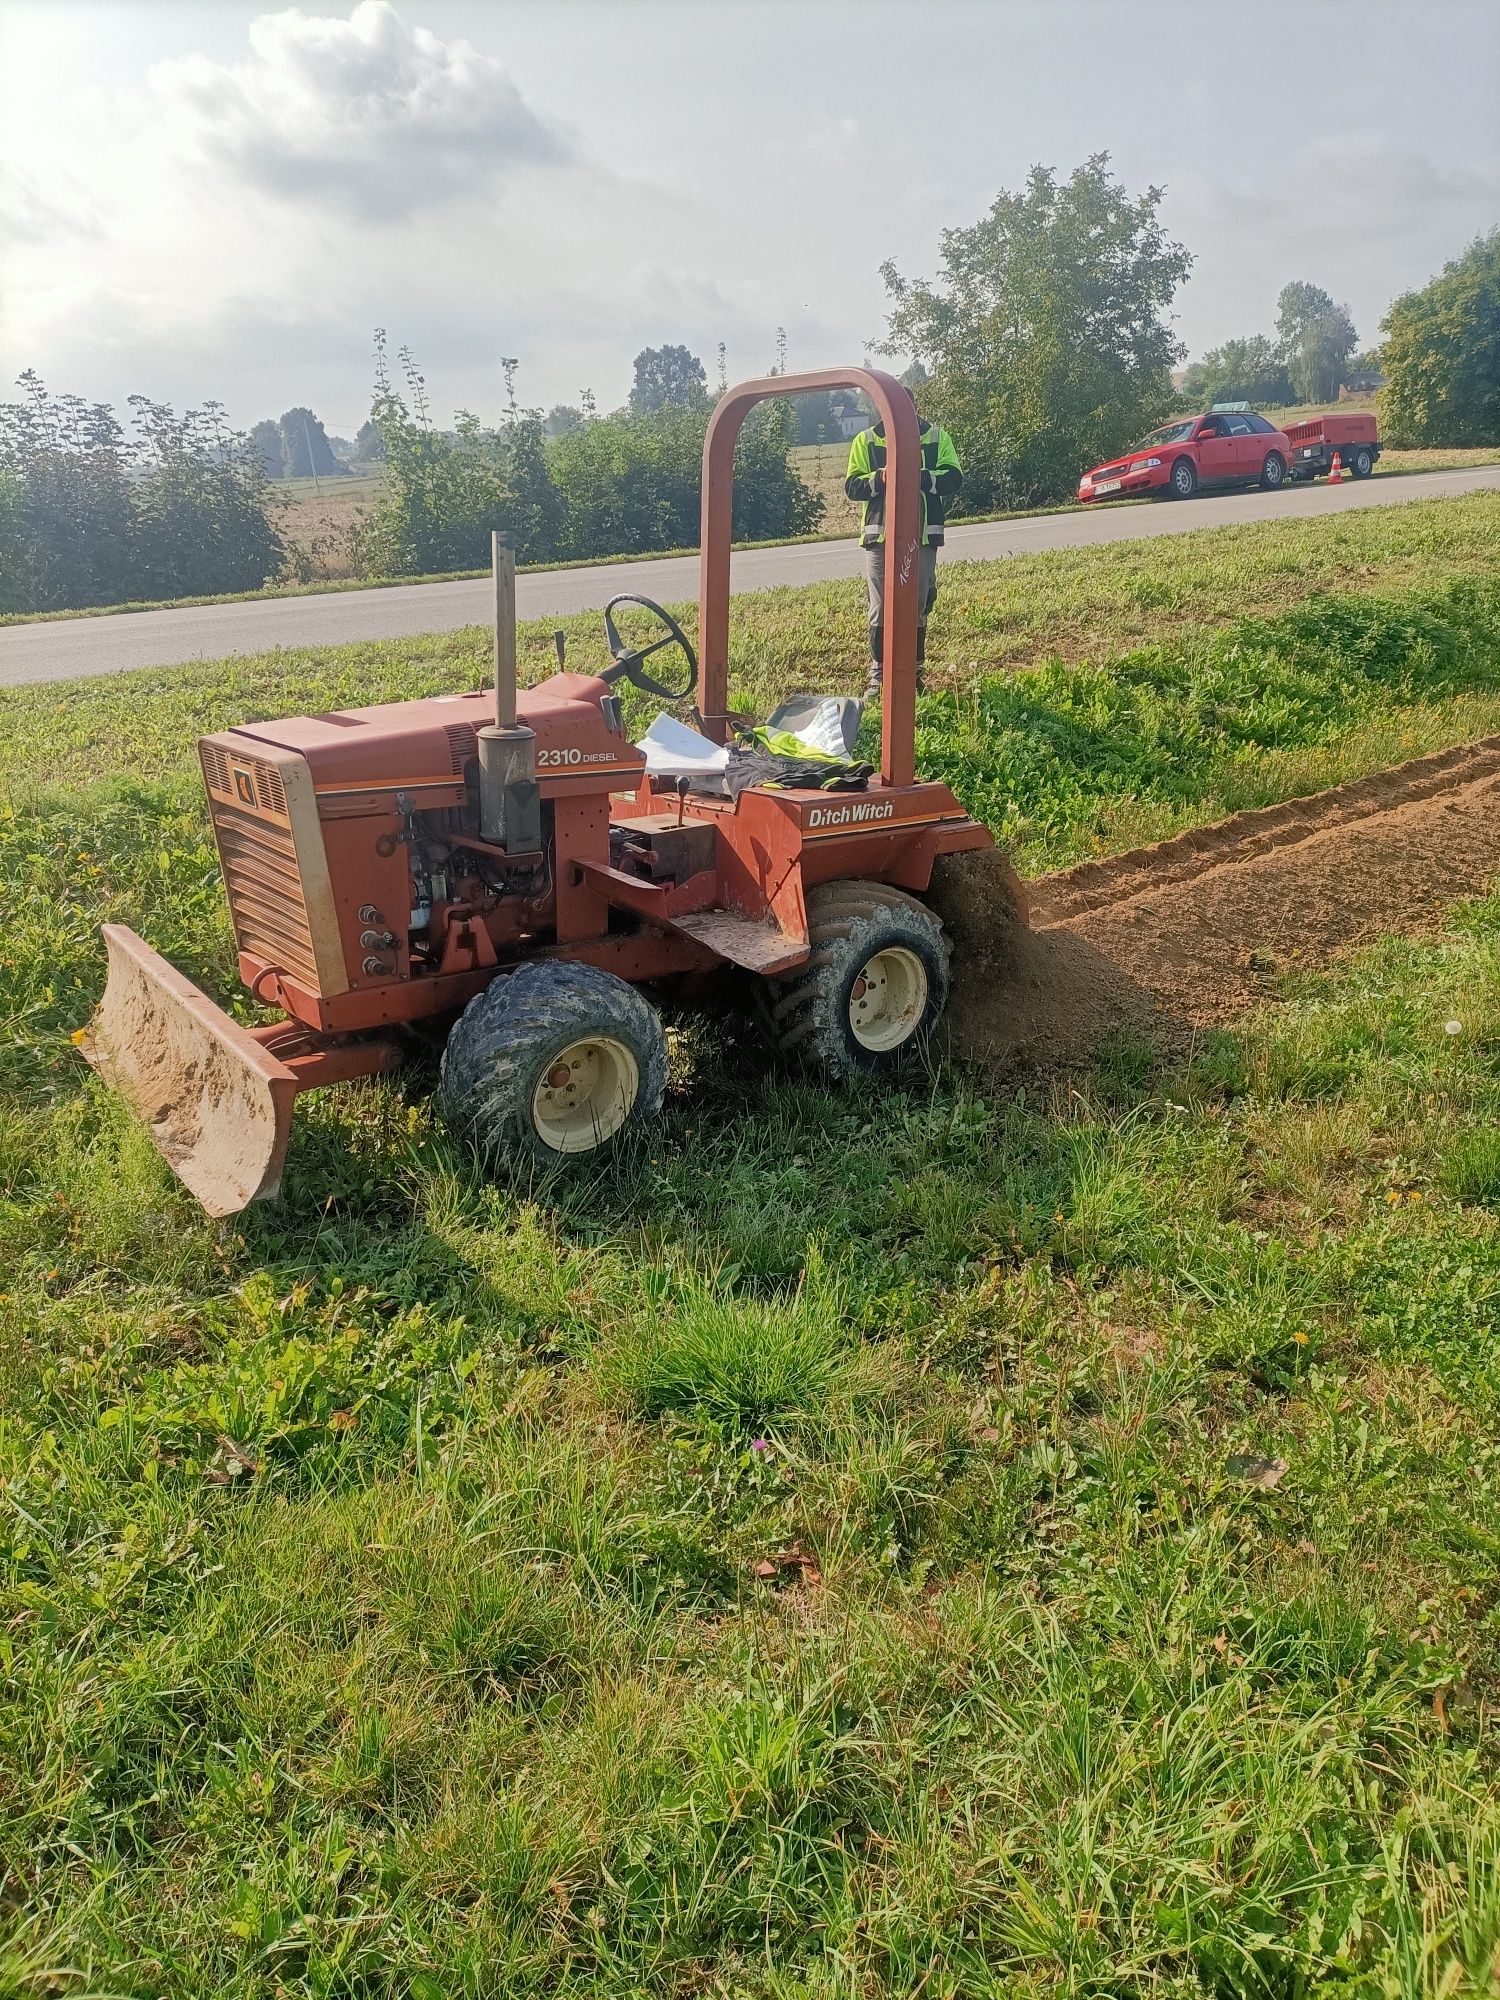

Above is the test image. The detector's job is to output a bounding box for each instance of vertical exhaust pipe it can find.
[493,527,518,729]
[477,530,541,851]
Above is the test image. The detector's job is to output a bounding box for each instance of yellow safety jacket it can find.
[844,417,962,546]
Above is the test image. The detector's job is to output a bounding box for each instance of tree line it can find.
[0,375,283,615]
[2,162,1495,614]
[0,339,823,615]
[350,333,822,580]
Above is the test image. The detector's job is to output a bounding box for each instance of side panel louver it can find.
[198,736,349,996]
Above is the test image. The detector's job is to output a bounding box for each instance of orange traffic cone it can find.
[1328,450,1344,485]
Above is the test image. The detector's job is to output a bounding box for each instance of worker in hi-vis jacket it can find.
[844,390,962,695]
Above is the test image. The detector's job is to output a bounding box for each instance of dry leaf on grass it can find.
[1227,1453,1288,1490]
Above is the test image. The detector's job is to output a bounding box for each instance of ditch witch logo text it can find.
[805,800,896,830]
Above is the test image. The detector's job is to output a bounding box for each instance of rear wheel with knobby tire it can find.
[440,960,667,1169]
[758,879,951,1080]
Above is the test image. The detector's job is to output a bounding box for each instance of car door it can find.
[1224,414,1259,481]
[1193,416,1235,484]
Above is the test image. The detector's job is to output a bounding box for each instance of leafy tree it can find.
[628,344,709,416]
[363,337,562,573]
[278,406,341,480]
[547,404,700,559]
[0,371,282,612]
[1180,336,1295,408]
[543,404,584,438]
[1379,230,1500,447]
[880,155,1191,507]
[732,400,823,540]
[0,378,139,610]
[1275,282,1358,403]
[547,399,820,562]
[353,417,386,464]
[786,391,843,445]
[501,405,564,559]
[249,418,285,477]
[130,396,286,599]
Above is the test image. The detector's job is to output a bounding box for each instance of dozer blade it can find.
[80,925,300,1217]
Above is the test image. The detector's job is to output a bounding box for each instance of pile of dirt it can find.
[928,848,1161,1073]
[932,737,1500,1080]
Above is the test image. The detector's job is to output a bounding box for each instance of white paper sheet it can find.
[635,713,730,783]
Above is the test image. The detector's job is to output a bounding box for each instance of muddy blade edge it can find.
[80,924,299,1218]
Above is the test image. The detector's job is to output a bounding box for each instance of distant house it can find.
[828,391,867,440]
[1340,370,1387,399]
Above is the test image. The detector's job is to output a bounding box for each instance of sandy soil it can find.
[931,736,1500,1078]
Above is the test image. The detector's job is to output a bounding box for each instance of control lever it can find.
[553,629,566,669]
[676,774,691,827]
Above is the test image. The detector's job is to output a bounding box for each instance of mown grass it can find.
[1374,445,1500,476]
[2,502,1500,1996]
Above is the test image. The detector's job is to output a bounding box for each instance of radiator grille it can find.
[210,799,320,987]
[445,723,477,774]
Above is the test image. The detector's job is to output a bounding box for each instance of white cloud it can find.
[3,1,1495,425]
[1168,138,1500,354]
[0,165,104,247]
[798,115,861,168]
[148,0,572,218]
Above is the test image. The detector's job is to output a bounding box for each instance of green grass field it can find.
[3,494,1500,1996]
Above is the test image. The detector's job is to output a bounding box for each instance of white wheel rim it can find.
[848,946,929,1053]
[531,1035,639,1152]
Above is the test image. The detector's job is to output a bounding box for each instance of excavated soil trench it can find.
[928,734,1500,1079]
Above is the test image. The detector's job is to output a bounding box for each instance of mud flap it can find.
[79,925,300,1217]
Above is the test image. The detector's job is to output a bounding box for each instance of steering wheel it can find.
[600,593,698,701]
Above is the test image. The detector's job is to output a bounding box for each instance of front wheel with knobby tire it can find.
[759,880,951,1081]
[1259,450,1286,490]
[439,960,667,1169]
[1169,457,1198,499]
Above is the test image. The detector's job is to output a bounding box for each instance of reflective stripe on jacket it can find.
[844,418,962,545]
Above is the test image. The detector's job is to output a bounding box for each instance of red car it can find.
[1078,411,1292,502]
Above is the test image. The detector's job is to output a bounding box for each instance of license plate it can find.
[1094,478,1121,494]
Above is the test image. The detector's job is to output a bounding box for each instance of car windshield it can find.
[1129,421,1196,451]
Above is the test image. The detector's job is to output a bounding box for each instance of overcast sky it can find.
[2,0,1497,436]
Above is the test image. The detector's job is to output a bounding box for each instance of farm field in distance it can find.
[2,492,1499,1995]
[273,472,384,580]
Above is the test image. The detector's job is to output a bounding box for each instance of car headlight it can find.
[1130,457,1162,472]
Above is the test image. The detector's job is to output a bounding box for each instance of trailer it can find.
[1281,410,1380,481]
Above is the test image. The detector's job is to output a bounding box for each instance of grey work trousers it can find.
[865,540,938,670]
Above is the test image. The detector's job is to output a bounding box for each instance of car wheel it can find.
[439,960,668,1169]
[1169,457,1197,499]
[1259,451,1286,490]
[1350,446,1373,479]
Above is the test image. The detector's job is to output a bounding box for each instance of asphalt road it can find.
[5,465,1497,689]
